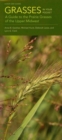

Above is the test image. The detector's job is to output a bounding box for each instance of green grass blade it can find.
[8,87,50,140]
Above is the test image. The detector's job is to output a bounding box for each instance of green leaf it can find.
[8,87,50,140]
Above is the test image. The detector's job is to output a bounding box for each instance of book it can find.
[0,0,62,140]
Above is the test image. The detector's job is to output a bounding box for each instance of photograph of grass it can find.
[0,36,62,140]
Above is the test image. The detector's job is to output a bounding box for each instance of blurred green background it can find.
[0,36,62,140]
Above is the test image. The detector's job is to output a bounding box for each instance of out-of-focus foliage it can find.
[0,36,62,140]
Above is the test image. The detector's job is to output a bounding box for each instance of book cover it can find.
[0,0,62,140]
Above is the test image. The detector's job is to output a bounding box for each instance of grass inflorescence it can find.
[0,36,62,140]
